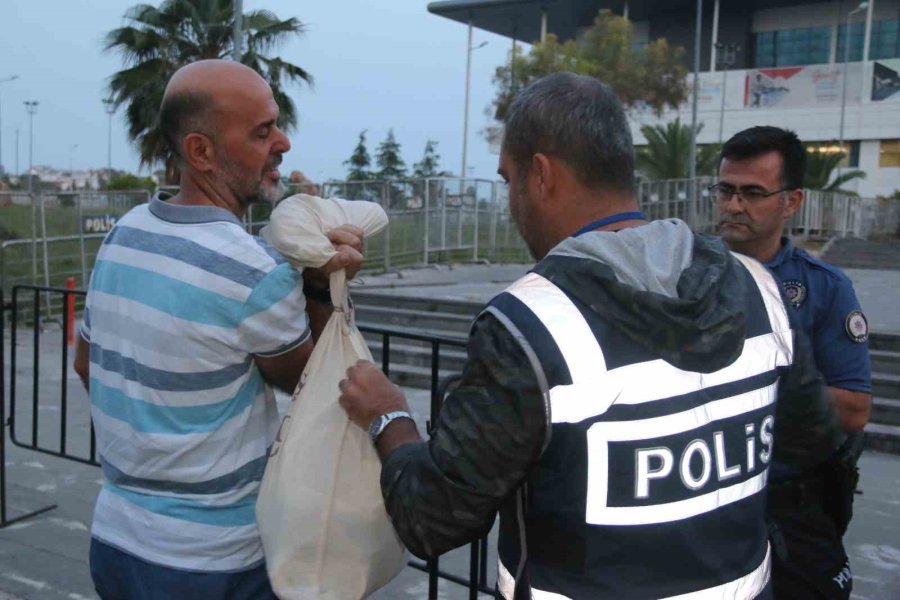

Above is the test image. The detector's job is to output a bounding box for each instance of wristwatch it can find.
[367,411,413,444]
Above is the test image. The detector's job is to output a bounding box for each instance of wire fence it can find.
[1,190,150,320]
[2,179,896,320]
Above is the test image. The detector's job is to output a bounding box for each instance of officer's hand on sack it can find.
[304,225,366,288]
[339,360,410,429]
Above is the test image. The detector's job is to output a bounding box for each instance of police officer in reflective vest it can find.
[716,126,872,599]
[338,73,844,599]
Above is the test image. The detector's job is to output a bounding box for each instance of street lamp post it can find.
[0,74,20,176]
[69,144,79,190]
[461,19,488,180]
[103,98,115,179]
[688,0,703,227]
[24,101,38,194]
[233,0,243,61]
[24,100,39,288]
[838,2,868,177]
[715,44,740,143]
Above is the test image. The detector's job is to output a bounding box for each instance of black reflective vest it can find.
[484,253,787,599]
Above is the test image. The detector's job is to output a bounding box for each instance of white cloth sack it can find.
[256,194,405,600]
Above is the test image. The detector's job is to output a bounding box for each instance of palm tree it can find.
[104,0,312,180]
[636,119,720,180]
[804,148,867,195]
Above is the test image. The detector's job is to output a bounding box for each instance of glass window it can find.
[806,142,860,168]
[755,31,776,67]
[880,140,900,168]
[871,20,900,60]
[754,26,832,68]
[836,21,866,62]
[837,20,900,61]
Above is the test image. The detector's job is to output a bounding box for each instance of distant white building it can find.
[29,166,110,191]
[429,0,900,198]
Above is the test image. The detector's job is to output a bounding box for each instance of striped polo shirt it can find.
[81,195,310,572]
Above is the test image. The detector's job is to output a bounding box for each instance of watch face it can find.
[368,415,385,440]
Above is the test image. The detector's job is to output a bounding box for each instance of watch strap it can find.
[368,410,413,444]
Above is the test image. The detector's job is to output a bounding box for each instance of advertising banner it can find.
[744,64,862,108]
[872,59,900,102]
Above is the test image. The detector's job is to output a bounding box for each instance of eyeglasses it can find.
[708,183,791,204]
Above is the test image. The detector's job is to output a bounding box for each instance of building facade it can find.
[429,0,900,197]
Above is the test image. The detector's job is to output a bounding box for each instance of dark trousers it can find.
[90,538,277,600]
[768,488,852,600]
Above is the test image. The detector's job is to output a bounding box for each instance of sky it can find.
[0,0,519,182]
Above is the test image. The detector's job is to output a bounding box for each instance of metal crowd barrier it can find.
[6,285,97,466]
[0,284,494,598]
[359,324,493,598]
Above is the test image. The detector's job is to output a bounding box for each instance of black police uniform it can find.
[765,237,872,600]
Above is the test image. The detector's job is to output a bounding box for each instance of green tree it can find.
[107,172,158,192]
[412,140,448,178]
[491,10,688,123]
[805,147,867,195]
[104,0,312,181]
[375,129,407,180]
[636,119,720,180]
[344,130,372,181]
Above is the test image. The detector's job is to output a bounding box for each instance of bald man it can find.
[74,60,365,600]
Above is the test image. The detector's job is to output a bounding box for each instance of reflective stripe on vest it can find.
[731,252,791,335]
[505,270,793,429]
[505,272,610,424]
[499,544,771,600]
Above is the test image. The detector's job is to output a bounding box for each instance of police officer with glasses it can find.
[715,126,872,600]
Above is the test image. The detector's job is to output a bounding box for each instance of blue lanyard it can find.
[571,211,647,237]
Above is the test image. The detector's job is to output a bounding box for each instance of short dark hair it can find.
[720,126,806,189]
[159,90,216,162]
[502,72,635,191]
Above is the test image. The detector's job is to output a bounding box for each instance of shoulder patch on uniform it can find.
[845,310,869,343]
[782,279,807,309]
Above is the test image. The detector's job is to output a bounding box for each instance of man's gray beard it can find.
[257,178,285,204]
[220,163,284,206]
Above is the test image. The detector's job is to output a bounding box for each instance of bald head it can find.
[160,60,274,162]
[164,59,268,99]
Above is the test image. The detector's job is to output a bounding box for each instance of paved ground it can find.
[842,268,900,335]
[2,259,899,600]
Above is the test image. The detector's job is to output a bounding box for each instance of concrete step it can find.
[828,245,900,252]
[872,372,900,399]
[368,339,468,372]
[872,397,900,427]
[871,350,900,374]
[355,305,474,334]
[353,291,483,317]
[864,422,900,454]
[828,258,900,267]
[828,252,900,258]
[384,363,462,391]
[822,238,900,271]
[869,333,900,353]
[825,262,900,270]
[825,239,900,251]
[827,261,900,270]
[830,245,900,250]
